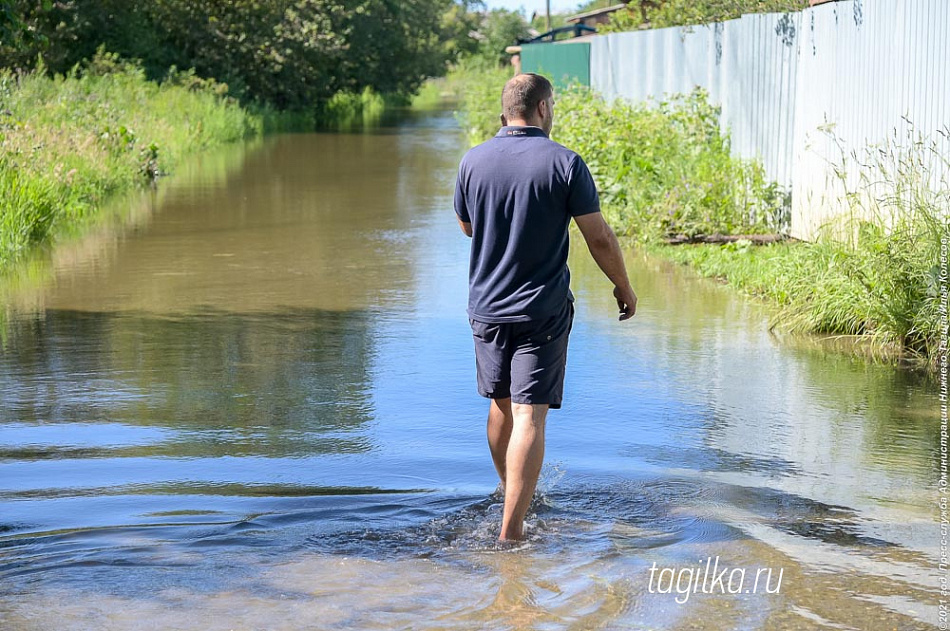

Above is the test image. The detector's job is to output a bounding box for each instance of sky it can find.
[483,1,591,17]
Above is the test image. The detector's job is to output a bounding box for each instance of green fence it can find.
[520,42,591,88]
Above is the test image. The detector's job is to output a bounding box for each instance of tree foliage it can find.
[477,9,530,65]
[603,0,809,32]
[0,0,50,58]
[0,0,483,108]
[437,0,483,63]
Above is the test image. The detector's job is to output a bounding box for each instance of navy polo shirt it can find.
[454,126,600,323]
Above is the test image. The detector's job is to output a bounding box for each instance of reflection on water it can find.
[0,109,943,630]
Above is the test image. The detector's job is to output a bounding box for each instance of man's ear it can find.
[538,99,549,121]
[500,114,508,126]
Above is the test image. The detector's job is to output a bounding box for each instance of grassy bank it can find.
[0,50,400,271]
[655,135,948,372]
[0,53,267,270]
[447,62,947,372]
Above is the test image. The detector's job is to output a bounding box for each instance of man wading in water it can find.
[454,73,638,541]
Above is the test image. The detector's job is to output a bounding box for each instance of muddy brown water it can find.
[0,109,943,630]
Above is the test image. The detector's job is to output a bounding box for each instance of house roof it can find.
[566,3,628,23]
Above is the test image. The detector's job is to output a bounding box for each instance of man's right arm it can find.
[454,165,473,237]
[573,212,638,321]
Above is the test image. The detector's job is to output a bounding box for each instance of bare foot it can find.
[495,536,529,551]
[499,523,526,542]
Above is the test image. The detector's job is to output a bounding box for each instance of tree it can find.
[477,9,530,66]
[0,0,475,108]
[0,1,56,71]
[603,0,809,32]
[438,0,483,63]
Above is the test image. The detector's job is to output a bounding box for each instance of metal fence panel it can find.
[590,12,799,192]
[792,0,950,238]
[521,42,591,88]
[587,0,949,239]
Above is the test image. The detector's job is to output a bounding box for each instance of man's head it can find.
[501,73,555,135]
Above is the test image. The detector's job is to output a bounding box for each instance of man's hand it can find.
[574,212,638,321]
[614,285,638,321]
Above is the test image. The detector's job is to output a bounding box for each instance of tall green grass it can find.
[410,77,455,110]
[659,129,949,371]
[0,52,263,270]
[317,87,387,131]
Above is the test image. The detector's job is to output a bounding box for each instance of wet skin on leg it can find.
[487,397,514,491]
[499,402,549,541]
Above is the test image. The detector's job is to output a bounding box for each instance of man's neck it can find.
[505,119,540,128]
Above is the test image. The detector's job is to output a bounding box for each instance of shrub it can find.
[0,51,260,269]
[660,127,949,371]
[554,87,785,239]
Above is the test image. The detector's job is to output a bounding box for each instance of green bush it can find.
[659,128,949,371]
[317,88,387,131]
[555,87,785,239]
[603,0,809,32]
[0,52,261,269]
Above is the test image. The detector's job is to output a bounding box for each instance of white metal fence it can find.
[588,0,949,239]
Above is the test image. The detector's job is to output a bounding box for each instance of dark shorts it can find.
[469,300,575,409]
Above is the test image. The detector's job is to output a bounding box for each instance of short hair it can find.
[501,73,553,121]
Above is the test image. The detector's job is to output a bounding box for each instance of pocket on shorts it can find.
[470,318,496,341]
[526,302,572,346]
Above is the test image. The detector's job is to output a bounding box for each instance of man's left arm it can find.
[568,155,637,321]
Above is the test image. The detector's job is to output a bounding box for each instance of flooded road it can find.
[0,110,943,630]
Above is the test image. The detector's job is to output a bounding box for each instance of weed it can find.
[657,125,949,373]
[0,51,260,270]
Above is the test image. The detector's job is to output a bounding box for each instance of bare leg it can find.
[487,398,513,490]
[499,402,548,541]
